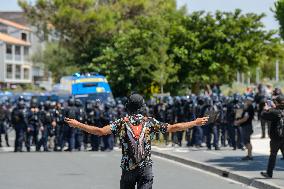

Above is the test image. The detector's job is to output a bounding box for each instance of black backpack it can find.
[277,110,284,138]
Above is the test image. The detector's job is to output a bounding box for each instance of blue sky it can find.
[0,0,280,31]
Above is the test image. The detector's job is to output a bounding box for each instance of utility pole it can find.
[241,72,245,84]
[237,71,240,83]
[276,60,279,82]
[247,71,251,85]
[256,67,260,84]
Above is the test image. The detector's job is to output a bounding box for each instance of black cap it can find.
[126,93,145,114]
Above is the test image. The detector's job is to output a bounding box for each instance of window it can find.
[15,46,21,61]
[83,83,98,88]
[0,24,7,33]
[6,44,12,54]
[24,47,29,61]
[6,64,13,79]
[15,65,21,79]
[23,68,30,80]
[24,47,29,55]
[21,33,27,41]
[6,44,12,60]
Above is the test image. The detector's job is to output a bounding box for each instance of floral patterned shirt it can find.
[110,114,168,171]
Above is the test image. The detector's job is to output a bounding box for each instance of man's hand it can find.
[194,117,209,126]
[65,117,80,128]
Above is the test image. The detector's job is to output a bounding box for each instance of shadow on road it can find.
[206,155,284,172]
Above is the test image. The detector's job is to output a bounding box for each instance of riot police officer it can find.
[63,98,77,152]
[88,100,103,151]
[184,96,196,147]
[0,102,10,147]
[48,101,58,150]
[174,97,186,147]
[154,98,167,142]
[192,95,205,147]
[11,97,28,152]
[37,101,56,152]
[103,101,116,151]
[75,99,85,151]
[165,98,175,146]
[54,100,66,151]
[26,98,41,152]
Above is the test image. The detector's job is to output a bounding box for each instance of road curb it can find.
[152,150,282,189]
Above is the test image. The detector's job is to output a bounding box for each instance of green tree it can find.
[19,0,180,96]
[275,0,284,39]
[169,10,278,93]
[20,0,281,96]
[90,12,180,96]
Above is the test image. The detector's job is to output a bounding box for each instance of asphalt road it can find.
[0,150,255,189]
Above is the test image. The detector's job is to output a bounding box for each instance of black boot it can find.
[260,172,272,178]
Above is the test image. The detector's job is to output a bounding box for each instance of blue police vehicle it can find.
[65,73,114,103]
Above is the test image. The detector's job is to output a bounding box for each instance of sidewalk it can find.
[152,129,284,189]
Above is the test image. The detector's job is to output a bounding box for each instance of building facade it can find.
[0,12,53,90]
[0,18,32,88]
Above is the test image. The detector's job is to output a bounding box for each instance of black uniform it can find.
[11,101,28,152]
[0,104,10,147]
[262,108,284,177]
[26,105,41,151]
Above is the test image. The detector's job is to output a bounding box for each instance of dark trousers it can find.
[14,129,25,152]
[0,122,9,147]
[75,129,83,150]
[177,131,184,146]
[65,128,75,151]
[33,127,39,146]
[0,132,9,147]
[261,119,271,138]
[54,126,62,151]
[37,126,49,151]
[120,165,153,189]
[186,128,192,146]
[227,124,236,148]
[191,126,203,146]
[220,123,228,146]
[267,139,284,177]
[236,126,244,148]
[91,135,100,151]
[204,124,219,149]
[25,130,33,151]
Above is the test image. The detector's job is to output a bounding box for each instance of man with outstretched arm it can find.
[65,93,208,189]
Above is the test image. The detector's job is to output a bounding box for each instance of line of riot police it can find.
[0,92,269,152]
[0,96,120,152]
[146,94,252,151]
